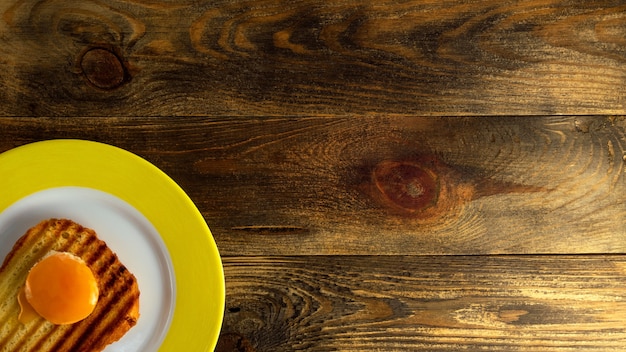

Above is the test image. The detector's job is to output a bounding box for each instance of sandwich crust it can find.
[0,219,140,352]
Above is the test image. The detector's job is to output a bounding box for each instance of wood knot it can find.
[80,48,127,90]
[372,160,439,214]
[364,155,473,220]
[365,155,547,220]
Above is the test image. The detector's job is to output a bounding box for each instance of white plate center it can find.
[0,186,175,352]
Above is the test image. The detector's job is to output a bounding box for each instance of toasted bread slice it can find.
[0,219,139,352]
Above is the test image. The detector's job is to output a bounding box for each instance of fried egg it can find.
[19,251,99,325]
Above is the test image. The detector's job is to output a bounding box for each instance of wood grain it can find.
[0,0,625,116]
[0,116,625,256]
[218,255,626,351]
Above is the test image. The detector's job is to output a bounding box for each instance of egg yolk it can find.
[23,252,99,325]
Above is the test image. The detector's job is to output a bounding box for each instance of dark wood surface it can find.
[1,0,626,351]
[1,0,625,116]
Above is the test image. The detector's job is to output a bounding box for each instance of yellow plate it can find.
[0,140,224,351]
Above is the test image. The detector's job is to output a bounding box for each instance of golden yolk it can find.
[17,287,39,324]
[24,252,99,325]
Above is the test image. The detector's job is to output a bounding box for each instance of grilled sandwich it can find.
[0,218,140,352]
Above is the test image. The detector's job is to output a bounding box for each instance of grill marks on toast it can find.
[0,221,53,351]
[64,274,138,352]
[0,219,139,352]
[51,250,139,351]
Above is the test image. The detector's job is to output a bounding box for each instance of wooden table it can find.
[1,0,626,350]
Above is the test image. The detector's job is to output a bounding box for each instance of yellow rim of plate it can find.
[0,140,225,352]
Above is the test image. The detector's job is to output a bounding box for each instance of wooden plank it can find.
[218,255,626,351]
[0,0,625,116]
[0,116,625,255]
